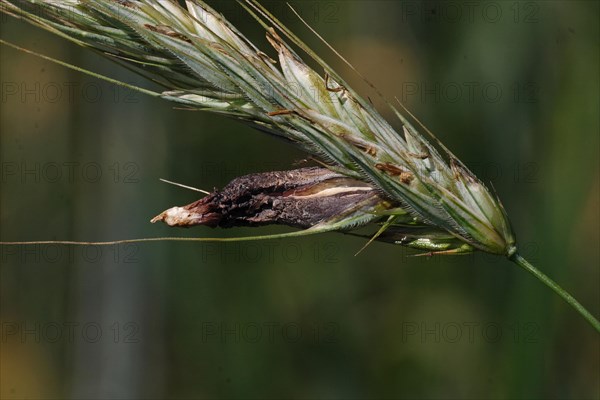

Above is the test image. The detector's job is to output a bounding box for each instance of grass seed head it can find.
[1,0,516,256]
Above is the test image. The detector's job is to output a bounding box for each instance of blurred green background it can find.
[1,1,598,398]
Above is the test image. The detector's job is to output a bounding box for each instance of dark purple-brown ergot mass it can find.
[151,167,389,229]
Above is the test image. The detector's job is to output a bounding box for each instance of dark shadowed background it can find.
[1,1,599,399]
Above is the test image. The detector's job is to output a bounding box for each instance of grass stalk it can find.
[511,254,600,333]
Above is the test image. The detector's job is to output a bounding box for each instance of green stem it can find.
[511,253,600,333]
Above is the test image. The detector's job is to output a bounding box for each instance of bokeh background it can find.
[1,1,598,398]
